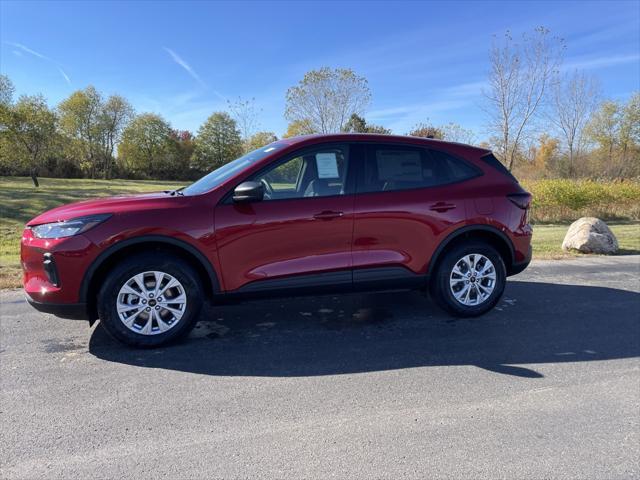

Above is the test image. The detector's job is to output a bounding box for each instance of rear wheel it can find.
[430,242,506,317]
[97,253,203,347]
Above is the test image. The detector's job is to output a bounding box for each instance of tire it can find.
[430,242,506,317]
[97,253,203,347]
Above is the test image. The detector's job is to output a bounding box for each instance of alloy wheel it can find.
[116,271,187,335]
[449,254,497,306]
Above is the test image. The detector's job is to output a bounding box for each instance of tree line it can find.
[0,26,638,186]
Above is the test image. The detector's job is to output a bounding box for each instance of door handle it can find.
[313,210,344,220]
[429,202,456,213]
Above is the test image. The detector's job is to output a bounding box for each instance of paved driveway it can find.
[1,256,639,479]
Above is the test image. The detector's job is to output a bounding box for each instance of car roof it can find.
[277,133,491,154]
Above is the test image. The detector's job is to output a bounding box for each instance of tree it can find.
[0,74,15,106]
[227,96,261,150]
[58,86,103,177]
[619,92,640,165]
[99,95,134,178]
[441,122,476,145]
[365,123,392,135]
[285,67,371,133]
[528,133,560,177]
[192,112,243,171]
[246,131,278,151]
[408,122,445,139]
[484,27,565,170]
[584,100,620,164]
[58,86,134,178]
[551,71,600,176]
[342,113,391,134]
[283,119,316,138]
[118,113,174,177]
[0,95,56,186]
[343,113,367,133]
[584,95,640,177]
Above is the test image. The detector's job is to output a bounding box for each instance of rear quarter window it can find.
[480,153,518,182]
[427,149,482,183]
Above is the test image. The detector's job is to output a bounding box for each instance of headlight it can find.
[31,214,112,239]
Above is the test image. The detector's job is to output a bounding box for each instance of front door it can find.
[214,143,355,293]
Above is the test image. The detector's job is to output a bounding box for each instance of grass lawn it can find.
[1,176,639,289]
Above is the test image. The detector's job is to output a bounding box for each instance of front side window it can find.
[252,145,350,200]
[359,145,480,193]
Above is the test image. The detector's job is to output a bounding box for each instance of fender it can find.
[427,224,515,276]
[79,235,221,302]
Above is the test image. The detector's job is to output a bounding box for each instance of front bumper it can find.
[25,295,88,320]
[21,228,98,305]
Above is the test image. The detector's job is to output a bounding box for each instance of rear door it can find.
[352,143,480,280]
[214,143,356,292]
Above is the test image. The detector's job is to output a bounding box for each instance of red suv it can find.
[22,134,532,347]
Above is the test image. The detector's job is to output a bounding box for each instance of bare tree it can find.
[285,67,371,133]
[227,96,261,148]
[551,71,600,176]
[484,27,565,170]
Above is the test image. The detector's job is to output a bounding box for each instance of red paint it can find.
[21,134,532,314]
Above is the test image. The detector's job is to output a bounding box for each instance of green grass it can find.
[1,176,639,289]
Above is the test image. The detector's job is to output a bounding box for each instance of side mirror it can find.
[233,181,264,203]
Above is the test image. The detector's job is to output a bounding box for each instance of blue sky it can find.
[1,0,639,139]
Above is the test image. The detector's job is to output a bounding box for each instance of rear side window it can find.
[480,153,518,182]
[359,145,480,193]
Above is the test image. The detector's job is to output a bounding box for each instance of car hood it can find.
[26,191,173,226]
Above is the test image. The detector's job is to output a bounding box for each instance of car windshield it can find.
[182,143,284,196]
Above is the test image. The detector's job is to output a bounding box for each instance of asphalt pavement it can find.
[1,256,639,479]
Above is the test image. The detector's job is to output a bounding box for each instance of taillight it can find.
[507,192,532,209]
[508,192,532,225]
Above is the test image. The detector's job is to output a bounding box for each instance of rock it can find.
[562,217,619,254]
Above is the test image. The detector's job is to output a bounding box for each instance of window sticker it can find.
[316,152,340,179]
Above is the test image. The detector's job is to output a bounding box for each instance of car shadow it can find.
[88,281,640,378]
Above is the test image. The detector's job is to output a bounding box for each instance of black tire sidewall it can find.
[433,243,506,317]
[97,254,203,347]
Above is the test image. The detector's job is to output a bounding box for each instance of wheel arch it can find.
[428,225,516,277]
[81,235,220,321]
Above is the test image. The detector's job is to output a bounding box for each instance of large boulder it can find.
[562,217,619,254]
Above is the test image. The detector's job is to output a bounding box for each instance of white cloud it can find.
[5,41,71,85]
[163,47,206,88]
[564,53,640,71]
[57,67,71,85]
[7,41,48,60]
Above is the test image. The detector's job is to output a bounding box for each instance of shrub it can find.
[522,179,640,223]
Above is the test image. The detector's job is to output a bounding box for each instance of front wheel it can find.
[97,253,203,347]
[430,243,506,317]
